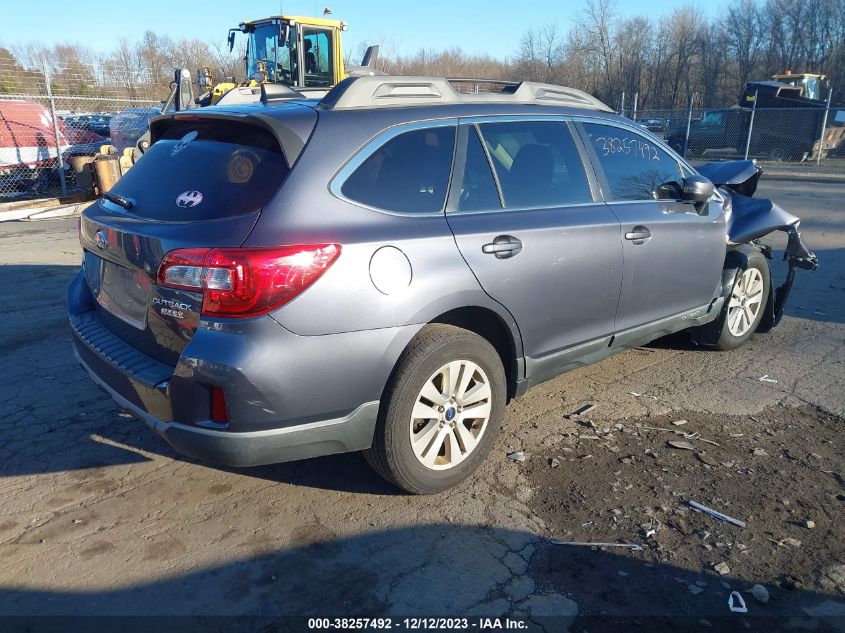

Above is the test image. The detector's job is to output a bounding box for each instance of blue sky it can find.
[1,0,733,59]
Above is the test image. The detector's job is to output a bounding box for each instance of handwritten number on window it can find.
[594,136,660,161]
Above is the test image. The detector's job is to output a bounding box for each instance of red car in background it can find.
[0,99,105,196]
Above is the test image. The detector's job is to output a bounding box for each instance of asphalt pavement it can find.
[0,179,842,630]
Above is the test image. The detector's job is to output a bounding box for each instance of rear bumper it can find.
[67,268,411,467]
[75,347,378,467]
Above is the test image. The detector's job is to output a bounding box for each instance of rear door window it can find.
[108,120,288,221]
[477,120,592,208]
[578,122,685,201]
[341,126,456,214]
[456,126,501,212]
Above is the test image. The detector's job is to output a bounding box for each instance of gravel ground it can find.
[0,179,843,631]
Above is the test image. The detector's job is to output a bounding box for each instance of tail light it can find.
[157,244,340,317]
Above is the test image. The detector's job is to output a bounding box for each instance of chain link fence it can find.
[628,104,845,173]
[1,58,164,202]
[3,58,844,203]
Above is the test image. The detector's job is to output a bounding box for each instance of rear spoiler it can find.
[147,106,317,167]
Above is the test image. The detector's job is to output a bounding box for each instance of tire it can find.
[364,324,506,494]
[712,254,770,351]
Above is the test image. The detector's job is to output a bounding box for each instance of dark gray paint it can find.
[605,198,725,331]
[69,89,812,468]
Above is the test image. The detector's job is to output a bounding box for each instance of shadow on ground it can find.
[1,525,844,632]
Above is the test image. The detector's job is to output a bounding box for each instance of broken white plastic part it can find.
[728,591,748,613]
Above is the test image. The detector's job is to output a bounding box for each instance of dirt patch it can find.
[523,405,845,622]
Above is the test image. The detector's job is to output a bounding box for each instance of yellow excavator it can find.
[91,14,380,191]
[770,71,828,101]
[194,14,380,107]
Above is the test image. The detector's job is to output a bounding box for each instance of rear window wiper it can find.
[100,191,134,210]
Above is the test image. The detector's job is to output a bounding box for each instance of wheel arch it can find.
[428,306,522,401]
[693,244,773,345]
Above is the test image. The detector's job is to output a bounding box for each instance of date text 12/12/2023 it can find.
[306,617,530,630]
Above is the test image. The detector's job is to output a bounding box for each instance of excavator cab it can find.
[240,16,345,90]
[89,14,379,193]
[771,72,828,102]
[196,15,373,107]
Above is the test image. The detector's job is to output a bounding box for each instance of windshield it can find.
[803,77,820,100]
[245,22,295,85]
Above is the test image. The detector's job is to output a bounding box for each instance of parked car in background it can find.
[641,117,670,135]
[0,99,69,195]
[69,76,817,494]
[64,113,112,138]
[0,100,109,197]
[108,108,159,154]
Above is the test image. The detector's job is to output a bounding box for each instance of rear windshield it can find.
[108,120,288,221]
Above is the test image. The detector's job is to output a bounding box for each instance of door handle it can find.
[624,226,652,243]
[482,235,523,259]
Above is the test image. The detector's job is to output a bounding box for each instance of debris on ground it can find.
[507,451,526,462]
[667,517,689,535]
[688,501,747,528]
[668,439,696,451]
[714,562,731,575]
[524,405,844,618]
[629,391,658,400]
[803,520,816,529]
[548,457,560,468]
[571,403,596,417]
[696,452,719,466]
[779,575,803,591]
[759,375,778,383]
[549,540,643,551]
[672,419,689,426]
[728,591,748,613]
[753,448,770,457]
[688,584,705,595]
[751,584,770,604]
[681,432,720,447]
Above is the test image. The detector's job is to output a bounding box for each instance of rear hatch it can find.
[79,107,316,365]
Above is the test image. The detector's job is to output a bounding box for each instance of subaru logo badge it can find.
[95,230,108,251]
[176,191,203,208]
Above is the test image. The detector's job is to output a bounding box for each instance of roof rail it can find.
[318,76,613,112]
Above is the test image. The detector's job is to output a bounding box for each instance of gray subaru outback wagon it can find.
[70,76,816,494]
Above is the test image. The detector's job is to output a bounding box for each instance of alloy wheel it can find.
[408,360,492,470]
[727,267,765,337]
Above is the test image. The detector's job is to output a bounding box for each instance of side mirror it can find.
[680,174,715,214]
[681,174,715,202]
